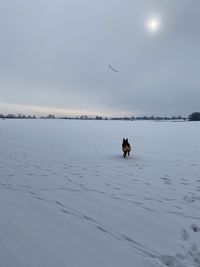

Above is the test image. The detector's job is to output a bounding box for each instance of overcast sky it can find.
[0,0,199,117]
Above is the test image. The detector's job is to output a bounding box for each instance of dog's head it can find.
[122,138,129,146]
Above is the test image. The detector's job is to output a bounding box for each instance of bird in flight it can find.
[108,64,119,72]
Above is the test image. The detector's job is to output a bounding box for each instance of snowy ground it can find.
[0,119,200,267]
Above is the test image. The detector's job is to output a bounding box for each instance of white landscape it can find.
[0,119,200,267]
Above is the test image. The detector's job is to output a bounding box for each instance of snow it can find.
[0,119,200,267]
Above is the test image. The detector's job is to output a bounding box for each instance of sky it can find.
[0,0,200,117]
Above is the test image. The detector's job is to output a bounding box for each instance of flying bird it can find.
[108,64,119,72]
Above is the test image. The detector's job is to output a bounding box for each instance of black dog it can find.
[122,138,131,158]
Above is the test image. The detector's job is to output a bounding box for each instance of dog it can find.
[122,138,131,158]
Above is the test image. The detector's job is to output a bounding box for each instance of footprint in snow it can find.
[181,228,189,241]
[191,224,200,233]
[183,195,200,203]
[160,177,171,185]
[181,182,190,186]
[159,255,182,267]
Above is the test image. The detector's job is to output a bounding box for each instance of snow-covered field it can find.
[0,119,200,267]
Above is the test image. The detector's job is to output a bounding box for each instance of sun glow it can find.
[146,16,161,33]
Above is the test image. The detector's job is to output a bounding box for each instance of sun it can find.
[146,16,161,33]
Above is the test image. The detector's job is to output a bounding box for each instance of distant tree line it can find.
[1,112,200,121]
[58,113,200,121]
[60,115,187,121]
[111,115,187,121]
[0,114,56,119]
[0,114,36,119]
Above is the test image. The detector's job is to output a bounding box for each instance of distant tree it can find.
[80,115,88,120]
[7,114,15,118]
[150,116,155,120]
[189,112,200,121]
[95,116,102,120]
[123,117,130,120]
[48,114,55,119]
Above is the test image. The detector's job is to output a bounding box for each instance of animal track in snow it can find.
[183,195,200,203]
[181,182,190,186]
[191,224,200,233]
[158,254,183,267]
[160,177,172,185]
[151,226,200,267]
[181,228,189,241]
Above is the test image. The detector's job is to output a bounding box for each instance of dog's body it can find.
[122,138,131,158]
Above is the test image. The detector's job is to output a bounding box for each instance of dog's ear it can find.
[123,138,125,142]
[126,138,128,142]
